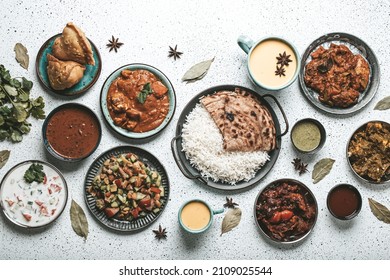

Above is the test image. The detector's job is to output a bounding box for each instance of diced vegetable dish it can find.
[87,153,164,220]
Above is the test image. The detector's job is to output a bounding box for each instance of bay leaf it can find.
[368,198,390,224]
[374,96,390,110]
[14,43,29,70]
[0,150,11,169]
[3,84,18,96]
[70,199,89,240]
[312,158,335,184]
[182,57,214,82]
[221,208,242,236]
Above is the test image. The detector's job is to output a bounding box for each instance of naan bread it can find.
[200,89,276,152]
[52,22,95,65]
[47,54,86,90]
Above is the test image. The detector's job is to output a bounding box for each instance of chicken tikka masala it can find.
[107,69,169,133]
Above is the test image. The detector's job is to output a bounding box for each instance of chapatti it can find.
[200,89,276,152]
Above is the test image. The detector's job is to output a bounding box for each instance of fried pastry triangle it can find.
[52,22,95,65]
[47,54,86,90]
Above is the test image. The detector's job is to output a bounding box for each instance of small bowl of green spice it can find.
[291,118,326,154]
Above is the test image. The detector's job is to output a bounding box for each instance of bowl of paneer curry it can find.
[101,64,176,139]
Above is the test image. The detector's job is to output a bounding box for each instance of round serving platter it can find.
[298,32,380,115]
[100,63,176,140]
[84,146,170,232]
[171,84,289,191]
[36,34,102,96]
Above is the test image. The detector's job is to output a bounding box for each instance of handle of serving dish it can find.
[171,135,207,184]
[262,94,289,137]
[237,35,254,54]
[213,208,224,215]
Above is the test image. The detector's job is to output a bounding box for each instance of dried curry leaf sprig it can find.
[0,64,45,143]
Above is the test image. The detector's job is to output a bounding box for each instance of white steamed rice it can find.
[181,103,270,185]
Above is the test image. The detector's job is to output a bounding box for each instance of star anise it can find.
[152,224,167,240]
[224,197,239,209]
[292,158,308,175]
[106,36,124,53]
[275,65,286,77]
[276,51,293,67]
[168,45,183,60]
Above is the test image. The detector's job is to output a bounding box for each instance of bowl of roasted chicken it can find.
[100,64,176,139]
[254,179,318,244]
[347,121,390,184]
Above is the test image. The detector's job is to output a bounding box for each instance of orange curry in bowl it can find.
[107,69,169,133]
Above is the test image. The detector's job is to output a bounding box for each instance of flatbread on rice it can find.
[200,88,276,152]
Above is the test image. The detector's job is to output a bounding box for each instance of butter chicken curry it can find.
[107,69,169,133]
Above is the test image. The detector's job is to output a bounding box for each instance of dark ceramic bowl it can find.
[290,118,326,154]
[254,178,318,245]
[42,103,102,162]
[327,184,362,220]
[346,120,390,184]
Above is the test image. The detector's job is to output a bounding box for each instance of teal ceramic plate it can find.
[36,34,101,96]
[100,64,176,139]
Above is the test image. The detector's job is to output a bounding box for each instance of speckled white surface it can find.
[0,0,389,260]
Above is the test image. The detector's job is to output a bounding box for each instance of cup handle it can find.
[213,208,225,215]
[237,35,254,54]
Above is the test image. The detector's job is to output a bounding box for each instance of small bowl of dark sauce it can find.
[42,103,102,162]
[327,184,362,220]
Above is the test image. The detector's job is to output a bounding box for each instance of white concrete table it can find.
[0,0,389,259]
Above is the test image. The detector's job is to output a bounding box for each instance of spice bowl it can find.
[42,103,102,162]
[290,118,326,154]
[327,184,362,220]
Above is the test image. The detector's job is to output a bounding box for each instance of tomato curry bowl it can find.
[42,103,102,161]
[101,64,176,139]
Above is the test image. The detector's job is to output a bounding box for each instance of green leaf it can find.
[1,70,11,83]
[137,82,153,104]
[23,163,45,183]
[18,123,31,134]
[10,129,22,142]
[4,84,18,96]
[0,106,12,115]
[12,104,28,122]
[31,96,45,109]
[0,115,4,126]
[0,150,10,169]
[70,199,89,240]
[21,77,33,91]
[0,64,45,143]
[18,90,29,102]
[312,158,335,184]
[0,90,5,99]
[374,96,390,111]
[31,107,45,119]
[0,129,9,141]
[9,79,21,88]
